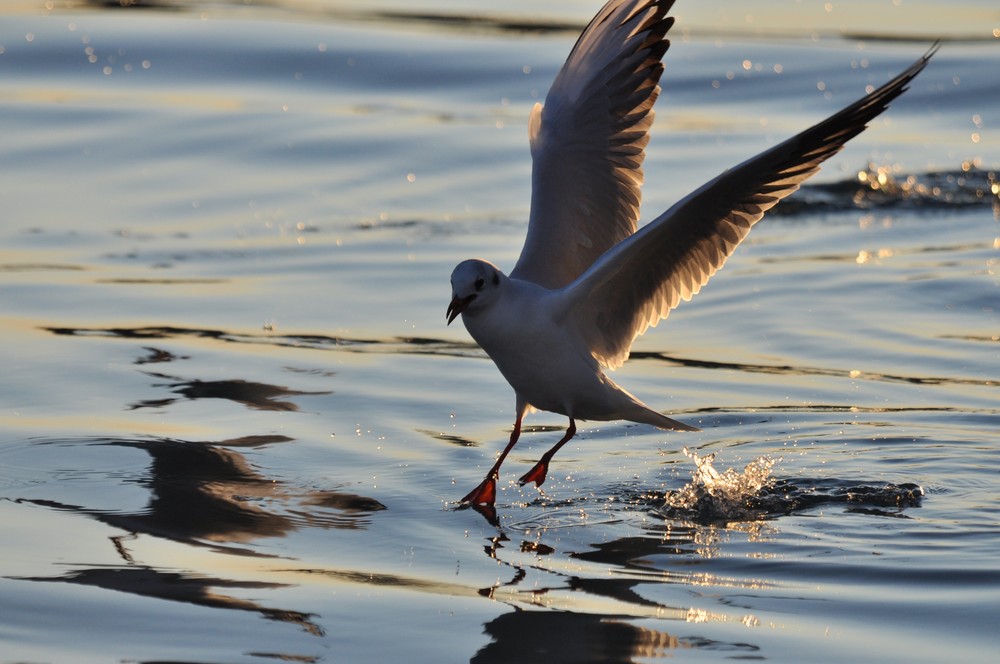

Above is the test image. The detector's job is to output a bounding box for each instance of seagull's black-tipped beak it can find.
[446,294,474,325]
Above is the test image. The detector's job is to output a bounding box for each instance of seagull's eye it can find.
[474,277,485,291]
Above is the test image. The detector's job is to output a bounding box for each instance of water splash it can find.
[662,448,778,523]
[658,448,924,524]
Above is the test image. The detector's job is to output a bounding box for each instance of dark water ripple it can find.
[777,166,1000,216]
[43,323,999,392]
[656,476,925,524]
[18,566,327,638]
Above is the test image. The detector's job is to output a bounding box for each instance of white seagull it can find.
[447,0,936,509]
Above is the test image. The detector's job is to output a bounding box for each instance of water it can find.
[2,1,998,662]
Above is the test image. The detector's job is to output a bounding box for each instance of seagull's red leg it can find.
[518,418,576,488]
[460,411,524,506]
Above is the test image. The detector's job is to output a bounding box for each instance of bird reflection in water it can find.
[16,435,386,639]
[470,526,763,661]
[69,435,385,548]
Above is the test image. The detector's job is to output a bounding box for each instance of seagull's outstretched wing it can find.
[511,0,676,289]
[564,46,938,370]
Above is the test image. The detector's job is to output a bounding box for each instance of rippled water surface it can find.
[2,1,998,662]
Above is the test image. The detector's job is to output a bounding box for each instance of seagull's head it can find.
[447,259,503,325]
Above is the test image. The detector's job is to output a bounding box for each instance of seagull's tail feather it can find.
[625,404,700,432]
[604,373,701,431]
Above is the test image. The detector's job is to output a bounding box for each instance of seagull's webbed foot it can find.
[518,418,576,489]
[460,410,525,508]
[460,474,497,506]
[517,460,550,488]
[460,475,501,524]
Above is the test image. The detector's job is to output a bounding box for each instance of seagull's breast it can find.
[461,281,612,418]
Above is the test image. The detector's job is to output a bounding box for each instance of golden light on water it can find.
[857,165,895,190]
[856,248,896,265]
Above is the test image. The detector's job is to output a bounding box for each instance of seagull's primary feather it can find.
[561,47,938,369]
[512,0,675,289]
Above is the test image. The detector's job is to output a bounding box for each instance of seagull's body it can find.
[447,0,936,509]
[455,262,694,431]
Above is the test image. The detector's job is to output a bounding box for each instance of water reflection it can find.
[20,565,325,638]
[79,0,186,11]
[43,324,474,358]
[130,372,331,412]
[420,428,480,448]
[467,527,768,659]
[19,435,386,552]
[9,433,385,649]
[105,436,298,547]
[634,350,998,389]
[472,611,690,664]
[134,346,189,365]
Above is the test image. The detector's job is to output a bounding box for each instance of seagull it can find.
[446,0,936,509]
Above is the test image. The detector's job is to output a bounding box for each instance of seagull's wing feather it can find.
[511,0,676,289]
[564,46,937,369]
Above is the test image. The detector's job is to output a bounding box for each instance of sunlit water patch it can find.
[776,164,1000,216]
